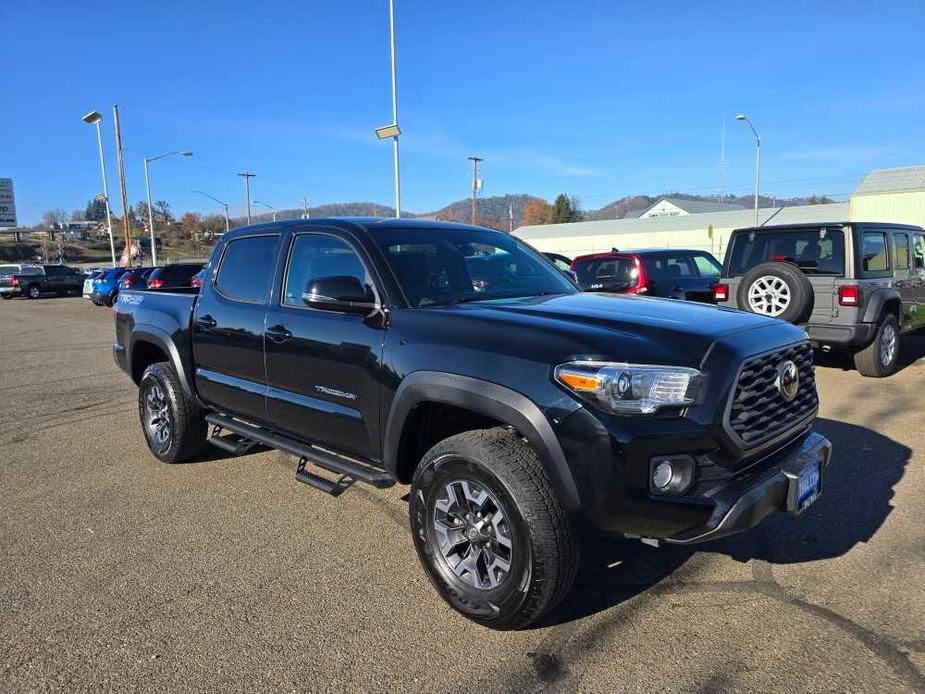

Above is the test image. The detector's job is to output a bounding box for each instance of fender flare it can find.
[382,371,581,513]
[129,326,198,404]
[861,288,902,324]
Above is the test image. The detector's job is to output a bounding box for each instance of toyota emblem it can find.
[776,360,800,401]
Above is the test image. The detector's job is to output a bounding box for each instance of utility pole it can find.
[302,197,310,219]
[719,114,726,203]
[112,105,132,264]
[508,203,514,233]
[238,172,255,225]
[468,156,483,225]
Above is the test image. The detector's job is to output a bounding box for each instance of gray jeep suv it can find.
[714,222,925,377]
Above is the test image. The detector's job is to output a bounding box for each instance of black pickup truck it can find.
[113,218,832,629]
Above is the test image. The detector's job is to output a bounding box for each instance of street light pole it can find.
[238,172,255,225]
[192,190,231,233]
[389,0,401,217]
[143,150,193,266]
[82,111,116,266]
[736,114,761,227]
[253,201,277,222]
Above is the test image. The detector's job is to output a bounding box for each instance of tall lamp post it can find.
[192,190,231,232]
[81,111,117,266]
[253,200,278,222]
[374,0,401,217]
[736,114,761,227]
[143,150,192,266]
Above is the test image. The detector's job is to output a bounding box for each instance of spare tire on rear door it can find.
[736,261,813,323]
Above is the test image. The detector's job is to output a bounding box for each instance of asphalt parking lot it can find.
[1,297,923,692]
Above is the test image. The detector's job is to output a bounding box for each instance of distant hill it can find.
[241,192,835,228]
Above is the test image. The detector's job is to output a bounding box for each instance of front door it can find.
[263,230,386,460]
[191,233,281,423]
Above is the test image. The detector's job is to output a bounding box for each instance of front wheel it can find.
[138,362,208,463]
[410,428,578,630]
[853,314,900,377]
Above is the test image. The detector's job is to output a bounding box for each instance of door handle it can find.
[197,314,217,329]
[266,325,292,343]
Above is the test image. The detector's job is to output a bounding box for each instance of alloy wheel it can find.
[880,323,897,367]
[432,479,513,590]
[143,382,172,453]
[747,276,791,317]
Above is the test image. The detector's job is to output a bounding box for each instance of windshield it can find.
[371,227,577,307]
[572,256,636,285]
[727,228,845,276]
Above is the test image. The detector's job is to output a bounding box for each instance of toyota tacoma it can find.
[113,218,832,629]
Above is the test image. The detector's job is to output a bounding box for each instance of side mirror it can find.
[303,275,377,314]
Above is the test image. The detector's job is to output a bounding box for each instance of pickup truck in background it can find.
[0,264,84,299]
[113,218,833,629]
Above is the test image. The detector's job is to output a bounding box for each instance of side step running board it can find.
[205,412,395,494]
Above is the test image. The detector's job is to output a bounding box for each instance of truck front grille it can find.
[728,342,818,448]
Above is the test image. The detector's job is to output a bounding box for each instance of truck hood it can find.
[431,292,801,367]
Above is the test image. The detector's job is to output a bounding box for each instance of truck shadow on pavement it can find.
[547,416,910,626]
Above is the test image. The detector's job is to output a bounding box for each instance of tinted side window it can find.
[861,232,889,272]
[913,235,925,270]
[648,255,695,278]
[215,235,279,303]
[692,253,722,278]
[282,234,369,307]
[894,234,910,271]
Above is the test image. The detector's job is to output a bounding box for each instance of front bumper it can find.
[664,432,831,544]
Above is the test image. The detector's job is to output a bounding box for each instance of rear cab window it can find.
[727,227,846,277]
[215,235,280,303]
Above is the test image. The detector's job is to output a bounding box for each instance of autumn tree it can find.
[523,199,553,226]
[180,212,202,237]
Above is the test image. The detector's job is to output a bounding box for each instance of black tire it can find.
[1,294,11,300]
[138,361,208,463]
[26,284,41,300]
[737,262,813,323]
[106,290,118,307]
[410,427,578,630]
[853,313,900,378]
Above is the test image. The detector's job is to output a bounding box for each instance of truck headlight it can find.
[554,361,703,415]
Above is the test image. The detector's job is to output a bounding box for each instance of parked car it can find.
[114,219,831,630]
[713,221,925,377]
[146,263,204,290]
[570,248,722,302]
[90,267,129,306]
[83,269,110,299]
[543,252,573,272]
[190,268,206,289]
[119,267,156,290]
[0,264,83,299]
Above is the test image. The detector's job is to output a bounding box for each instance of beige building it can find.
[514,165,924,259]
[849,165,925,228]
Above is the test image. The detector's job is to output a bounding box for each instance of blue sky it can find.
[4,0,924,224]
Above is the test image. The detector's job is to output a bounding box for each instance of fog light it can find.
[649,455,695,495]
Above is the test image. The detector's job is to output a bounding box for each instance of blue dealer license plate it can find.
[797,461,821,511]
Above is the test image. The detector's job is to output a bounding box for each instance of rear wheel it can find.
[106,290,118,307]
[410,428,578,630]
[1,294,11,300]
[26,284,41,300]
[138,362,208,463]
[854,314,900,378]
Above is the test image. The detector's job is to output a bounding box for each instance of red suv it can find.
[569,248,723,302]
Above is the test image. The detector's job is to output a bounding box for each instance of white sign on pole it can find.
[0,178,17,228]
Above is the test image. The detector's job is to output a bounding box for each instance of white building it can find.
[636,197,745,218]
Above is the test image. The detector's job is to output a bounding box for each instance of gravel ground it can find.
[1,296,923,692]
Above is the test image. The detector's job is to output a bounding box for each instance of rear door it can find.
[192,233,281,422]
[263,229,387,459]
[912,232,925,328]
[891,230,916,329]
